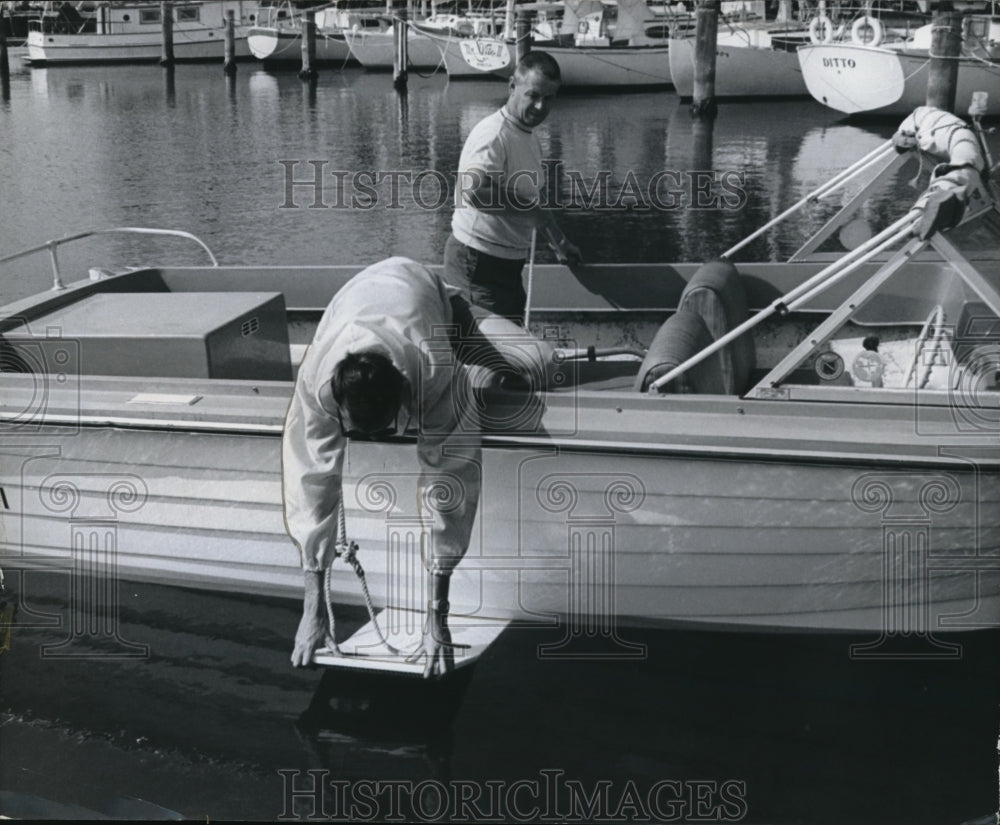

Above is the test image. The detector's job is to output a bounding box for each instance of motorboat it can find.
[24,1,263,65]
[1,108,998,648]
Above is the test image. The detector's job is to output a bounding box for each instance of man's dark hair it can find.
[331,351,405,434]
[514,51,561,83]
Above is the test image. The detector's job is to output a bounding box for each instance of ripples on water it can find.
[0,61,956,302]
[2,62,1000,823]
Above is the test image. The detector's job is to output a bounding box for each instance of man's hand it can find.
[553,237,583,267]
[291,570,334,667]
[415,603,457,678]
[405,574,469,678]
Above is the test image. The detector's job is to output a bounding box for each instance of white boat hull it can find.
[421,32,512,78]
[344,27,445,70]
[4,393,997,636]
[798,42,1000,115]
[669,34,808,98]
[26,28,254,64]
[540,43,672,87]
[247,26,353,64]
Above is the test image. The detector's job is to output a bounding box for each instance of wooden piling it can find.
[299,10,318,80]
[926,11,962,113]
[159,1,174,66]
[0,9,10,90]
[223,9,237,75]
[515,10,531,66]
[393,4,408,90]
[504,0,515,40]
[691,0,719,118]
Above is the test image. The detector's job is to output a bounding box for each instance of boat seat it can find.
[633,309,726,394]
[678,259,756,394]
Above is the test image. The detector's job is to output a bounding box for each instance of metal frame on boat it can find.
[1,108,999,654]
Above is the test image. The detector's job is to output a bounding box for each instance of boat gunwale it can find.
[2,369,996,469]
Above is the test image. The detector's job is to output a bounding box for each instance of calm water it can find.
[1,60,923,303]
[2,61,1000,823]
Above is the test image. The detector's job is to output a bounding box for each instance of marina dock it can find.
[4,2,1000,821]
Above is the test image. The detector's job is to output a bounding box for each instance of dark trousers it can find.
[443,234,527,324]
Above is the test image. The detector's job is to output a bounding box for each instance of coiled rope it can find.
[324,496,401,655]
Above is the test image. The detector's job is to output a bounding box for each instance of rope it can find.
[326,496,401,655]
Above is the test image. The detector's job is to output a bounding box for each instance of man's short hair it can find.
[513,51,561,84]
[331,351,404,434]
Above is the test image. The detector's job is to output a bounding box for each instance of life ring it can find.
[808,14,834,44]
[850,15,884,47]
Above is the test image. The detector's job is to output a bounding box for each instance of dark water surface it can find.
[3,572,999,823]
[2,62,1000,823]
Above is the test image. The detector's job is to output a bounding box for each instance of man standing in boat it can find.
[282,256,553,677]
[444,50,582,323]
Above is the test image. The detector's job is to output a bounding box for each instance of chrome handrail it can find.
[0,227,219,292]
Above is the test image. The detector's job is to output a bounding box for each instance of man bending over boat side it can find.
[282,256,555,677]
[444,50,583,324]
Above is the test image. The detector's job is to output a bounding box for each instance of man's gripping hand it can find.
[291,569,336,667]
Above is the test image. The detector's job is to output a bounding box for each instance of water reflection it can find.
[4,64,1000,306]
[296,667,473,786]
[288,624,1000,824]
[163,65,175,108]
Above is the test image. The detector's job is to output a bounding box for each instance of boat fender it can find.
[808,14,834,44]
[893,106,985,172]
[850,15,884,47]
[634,309,726,394]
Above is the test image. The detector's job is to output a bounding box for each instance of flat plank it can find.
[313,608,509,675]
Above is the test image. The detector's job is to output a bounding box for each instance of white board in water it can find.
[313,608,509,675]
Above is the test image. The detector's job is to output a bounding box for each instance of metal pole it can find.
[926,11,962,113]
[159,1,174,66]
[649,216,914,392]
[722,142,895,260]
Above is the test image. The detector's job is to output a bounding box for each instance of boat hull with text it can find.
[798,42,1000,115]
